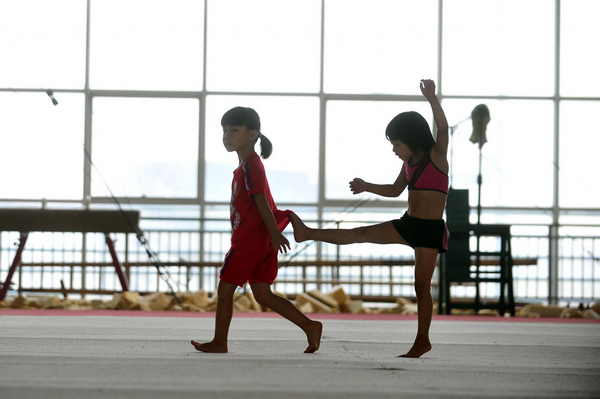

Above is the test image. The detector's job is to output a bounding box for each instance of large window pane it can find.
[559,101,600,208]
[442,0,555,96]
[90,0,204,91]
[324,0,437,95]
[447,99,554,208]
[206,0,321,93]
[0,0,86,89]
[91,98,199,198]
[0,93,84,199]
[560,0,600,97]
[325,100,432,200]
[205,96,320,203]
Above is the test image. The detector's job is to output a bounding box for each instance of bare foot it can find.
[191,340,228,353]
[398,338,431,358]
[288,212,310,243]
[304,321,323,353]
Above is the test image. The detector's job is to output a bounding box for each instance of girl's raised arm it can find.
[420,79,449,157]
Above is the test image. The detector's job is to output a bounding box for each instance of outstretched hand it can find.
[420,79,436,100]
[349,178,367,195]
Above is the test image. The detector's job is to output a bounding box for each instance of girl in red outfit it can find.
[192,106,322,354]
[289,80,449,358]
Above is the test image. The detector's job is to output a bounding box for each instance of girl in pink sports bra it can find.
[289,79,449,359]
[404,150,449,194]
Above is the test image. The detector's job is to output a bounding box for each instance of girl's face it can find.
[389,139,412,162]
[222,125,257,153]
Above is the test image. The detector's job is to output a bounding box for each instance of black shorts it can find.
[391,212,448,253]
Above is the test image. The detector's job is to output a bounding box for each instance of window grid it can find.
[1,0,599,305]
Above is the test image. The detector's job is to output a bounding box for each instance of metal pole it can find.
[549,0,561,305]
[475,145,483,307]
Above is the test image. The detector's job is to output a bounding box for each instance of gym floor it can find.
[1,310,599,399]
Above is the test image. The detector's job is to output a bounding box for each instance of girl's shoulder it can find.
[246,151,264,166]
[429,148,449,174]
[243,152,267,176]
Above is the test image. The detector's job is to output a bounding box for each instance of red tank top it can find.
[404,151,449,194]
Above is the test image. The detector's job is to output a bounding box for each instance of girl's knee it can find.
[414,279,431,294]
[253,292,269,306]
[250,286,272,306]
[217,296,231,305]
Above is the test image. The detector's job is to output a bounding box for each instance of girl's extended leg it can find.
[191,280,237,353]
[250,282,323,353]
[288,212,408,246]
[399,247,439,358]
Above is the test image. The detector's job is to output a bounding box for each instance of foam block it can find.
[295,293,335,313]
[326,285,350,307]
[307,289,340,310]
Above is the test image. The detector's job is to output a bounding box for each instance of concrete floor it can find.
[0,312,599,399]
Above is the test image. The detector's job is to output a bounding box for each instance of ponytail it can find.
[259,133,273,159]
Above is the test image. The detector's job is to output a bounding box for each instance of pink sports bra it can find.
[404,151,449,194]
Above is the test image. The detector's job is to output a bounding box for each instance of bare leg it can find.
[251,282,323,353]
[399,247,438,358]
[191,280,237,353]
[288,212,408,246]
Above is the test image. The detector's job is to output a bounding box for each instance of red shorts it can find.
[219,236,278,287]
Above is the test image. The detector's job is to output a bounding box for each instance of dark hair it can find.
[385,111,435,153]
[221,106,273,159]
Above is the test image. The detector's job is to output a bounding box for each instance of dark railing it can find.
[1,222,598,305]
